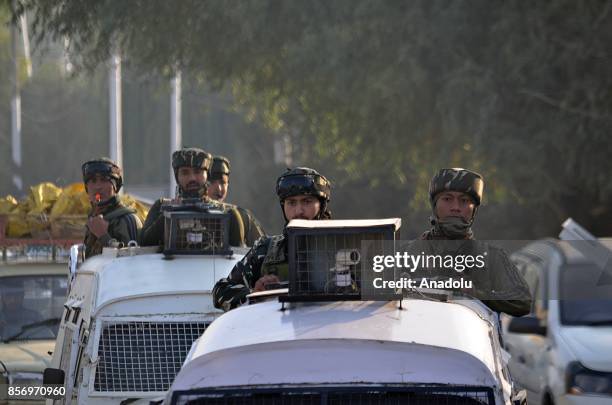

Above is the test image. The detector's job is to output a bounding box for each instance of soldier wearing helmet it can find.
[207,155,265,244]
[139,148,265,247]
[82,158,142,258]
[410,168,531,316]
[422,168,485,240]
[207,155,231,202]
[213,167,332,311]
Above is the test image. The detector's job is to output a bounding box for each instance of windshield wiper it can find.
[2,317,61,343]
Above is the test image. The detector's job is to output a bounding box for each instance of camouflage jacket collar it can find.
[420,227,475,240]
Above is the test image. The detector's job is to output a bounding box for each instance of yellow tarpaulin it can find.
[1,182,150,239]
[121,194,149,224]
[50,183,90,219]
[27,182,62,215]
[0,196,18,215]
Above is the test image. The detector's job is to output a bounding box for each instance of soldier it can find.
[82,158,141,258]
[139,147,264,247]
[213,167,331,311]
[207,155,265,244]
[207,155,230,202]
[413,167,531,316]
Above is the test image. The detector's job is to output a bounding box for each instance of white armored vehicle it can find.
[166,219,525,405]
[43,202,249,404]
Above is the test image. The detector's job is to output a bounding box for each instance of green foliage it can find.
[12,0,612,236]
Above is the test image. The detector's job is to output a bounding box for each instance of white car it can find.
[505,239,612,405]
[0,262,68,404]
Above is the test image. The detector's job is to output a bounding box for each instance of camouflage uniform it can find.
[139,148,265,247]
[212,234,287,310]
[415,168,531,316]
[208,155,265,243]
[81,158,142,259]
[213,167,331,311]
[225,204,265,245]
[83,196,141,258]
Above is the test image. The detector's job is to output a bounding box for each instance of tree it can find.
[13,0,612,236]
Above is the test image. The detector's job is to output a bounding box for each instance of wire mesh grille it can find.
[291,232,388,298]
[173,386,494,405]
[94,321,209,392]
[165,213,229,254]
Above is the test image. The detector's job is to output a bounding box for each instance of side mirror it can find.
[42,368,65,399]
[68,244,84,284]
[508,316,547,336]
[43,368,65,385]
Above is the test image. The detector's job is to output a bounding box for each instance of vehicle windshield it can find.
[0,275,67,341]
[560,264,612,326]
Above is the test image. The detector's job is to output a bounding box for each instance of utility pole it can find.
[109,53,123,193]
[170,71,182,198]
[10,4,22,193]
[20,13,32,78]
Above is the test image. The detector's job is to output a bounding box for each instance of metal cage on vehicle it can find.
[282,219,401,302]
[162,200,232,256]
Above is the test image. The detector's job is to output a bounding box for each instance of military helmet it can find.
[171,147,212,174]
[276,167,331,202]
[82,158,123,192]
[209,155,231,181]
[429,168,484,206]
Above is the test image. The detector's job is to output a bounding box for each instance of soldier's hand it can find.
[253,275,281,292]
[87,215,109,238]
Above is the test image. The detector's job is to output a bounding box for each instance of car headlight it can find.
[7,371,43,386]
[566,362,612,395]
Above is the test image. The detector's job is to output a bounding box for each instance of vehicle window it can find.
[520,258,544,314]
[0,275,68,341]
[560,264,612,326]
[520,261,538,297]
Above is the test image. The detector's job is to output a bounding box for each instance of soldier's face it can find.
[434,191,475,221]
[177,167,207,193]
[86,174,116,204]
[283,195,321,221]
[207,174,229,202]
